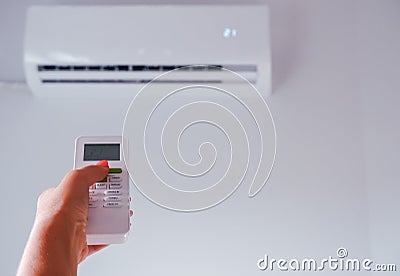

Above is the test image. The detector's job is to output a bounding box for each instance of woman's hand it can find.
[17,161,131,276]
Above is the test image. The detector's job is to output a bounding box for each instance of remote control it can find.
[74,136,130,244]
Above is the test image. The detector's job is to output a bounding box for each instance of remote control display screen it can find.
[84,144,120,161]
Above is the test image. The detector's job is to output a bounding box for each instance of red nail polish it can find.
[97,160,109,168]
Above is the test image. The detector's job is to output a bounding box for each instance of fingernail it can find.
[97,160,109,168]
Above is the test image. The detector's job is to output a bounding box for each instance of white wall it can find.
[357,0,400,266]
[0,0,399,275]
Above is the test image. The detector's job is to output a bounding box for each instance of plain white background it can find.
[0,0,399,275]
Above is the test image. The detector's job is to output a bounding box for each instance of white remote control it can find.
[74,136,130,245]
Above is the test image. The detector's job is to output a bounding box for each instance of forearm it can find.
[17,212,83,276]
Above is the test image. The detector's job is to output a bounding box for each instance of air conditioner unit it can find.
[24,5,271,98]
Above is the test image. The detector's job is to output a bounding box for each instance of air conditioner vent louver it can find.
[35,64,257,85]
[37,64,229,72]
[41,79,222,84]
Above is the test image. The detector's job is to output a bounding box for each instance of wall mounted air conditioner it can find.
[24,5,271,98]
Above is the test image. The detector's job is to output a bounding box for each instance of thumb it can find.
[60,161,109,192]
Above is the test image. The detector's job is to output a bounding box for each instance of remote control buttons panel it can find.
[89,168,127,208]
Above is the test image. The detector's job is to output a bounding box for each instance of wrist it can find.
[32,209,85,266]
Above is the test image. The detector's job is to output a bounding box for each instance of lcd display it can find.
[84,144,120,161]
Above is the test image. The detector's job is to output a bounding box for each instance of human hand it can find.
[18,161,132,275]
[36,161,110,263]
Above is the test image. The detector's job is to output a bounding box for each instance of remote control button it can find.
[109,183,122,189]
[103,202,122,208]
[89,190,97,196]
[99,177,108,182]
[104,190,121,195]
[95,183,107,189]
[104,196,121,201]
[109,175,122,182]
[88,203,97,208]
[108,168,122,174]
[89,196,98,202]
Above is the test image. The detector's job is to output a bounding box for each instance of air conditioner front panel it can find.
[25,5,270,98]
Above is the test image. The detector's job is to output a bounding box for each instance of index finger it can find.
[60,165,109,192]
